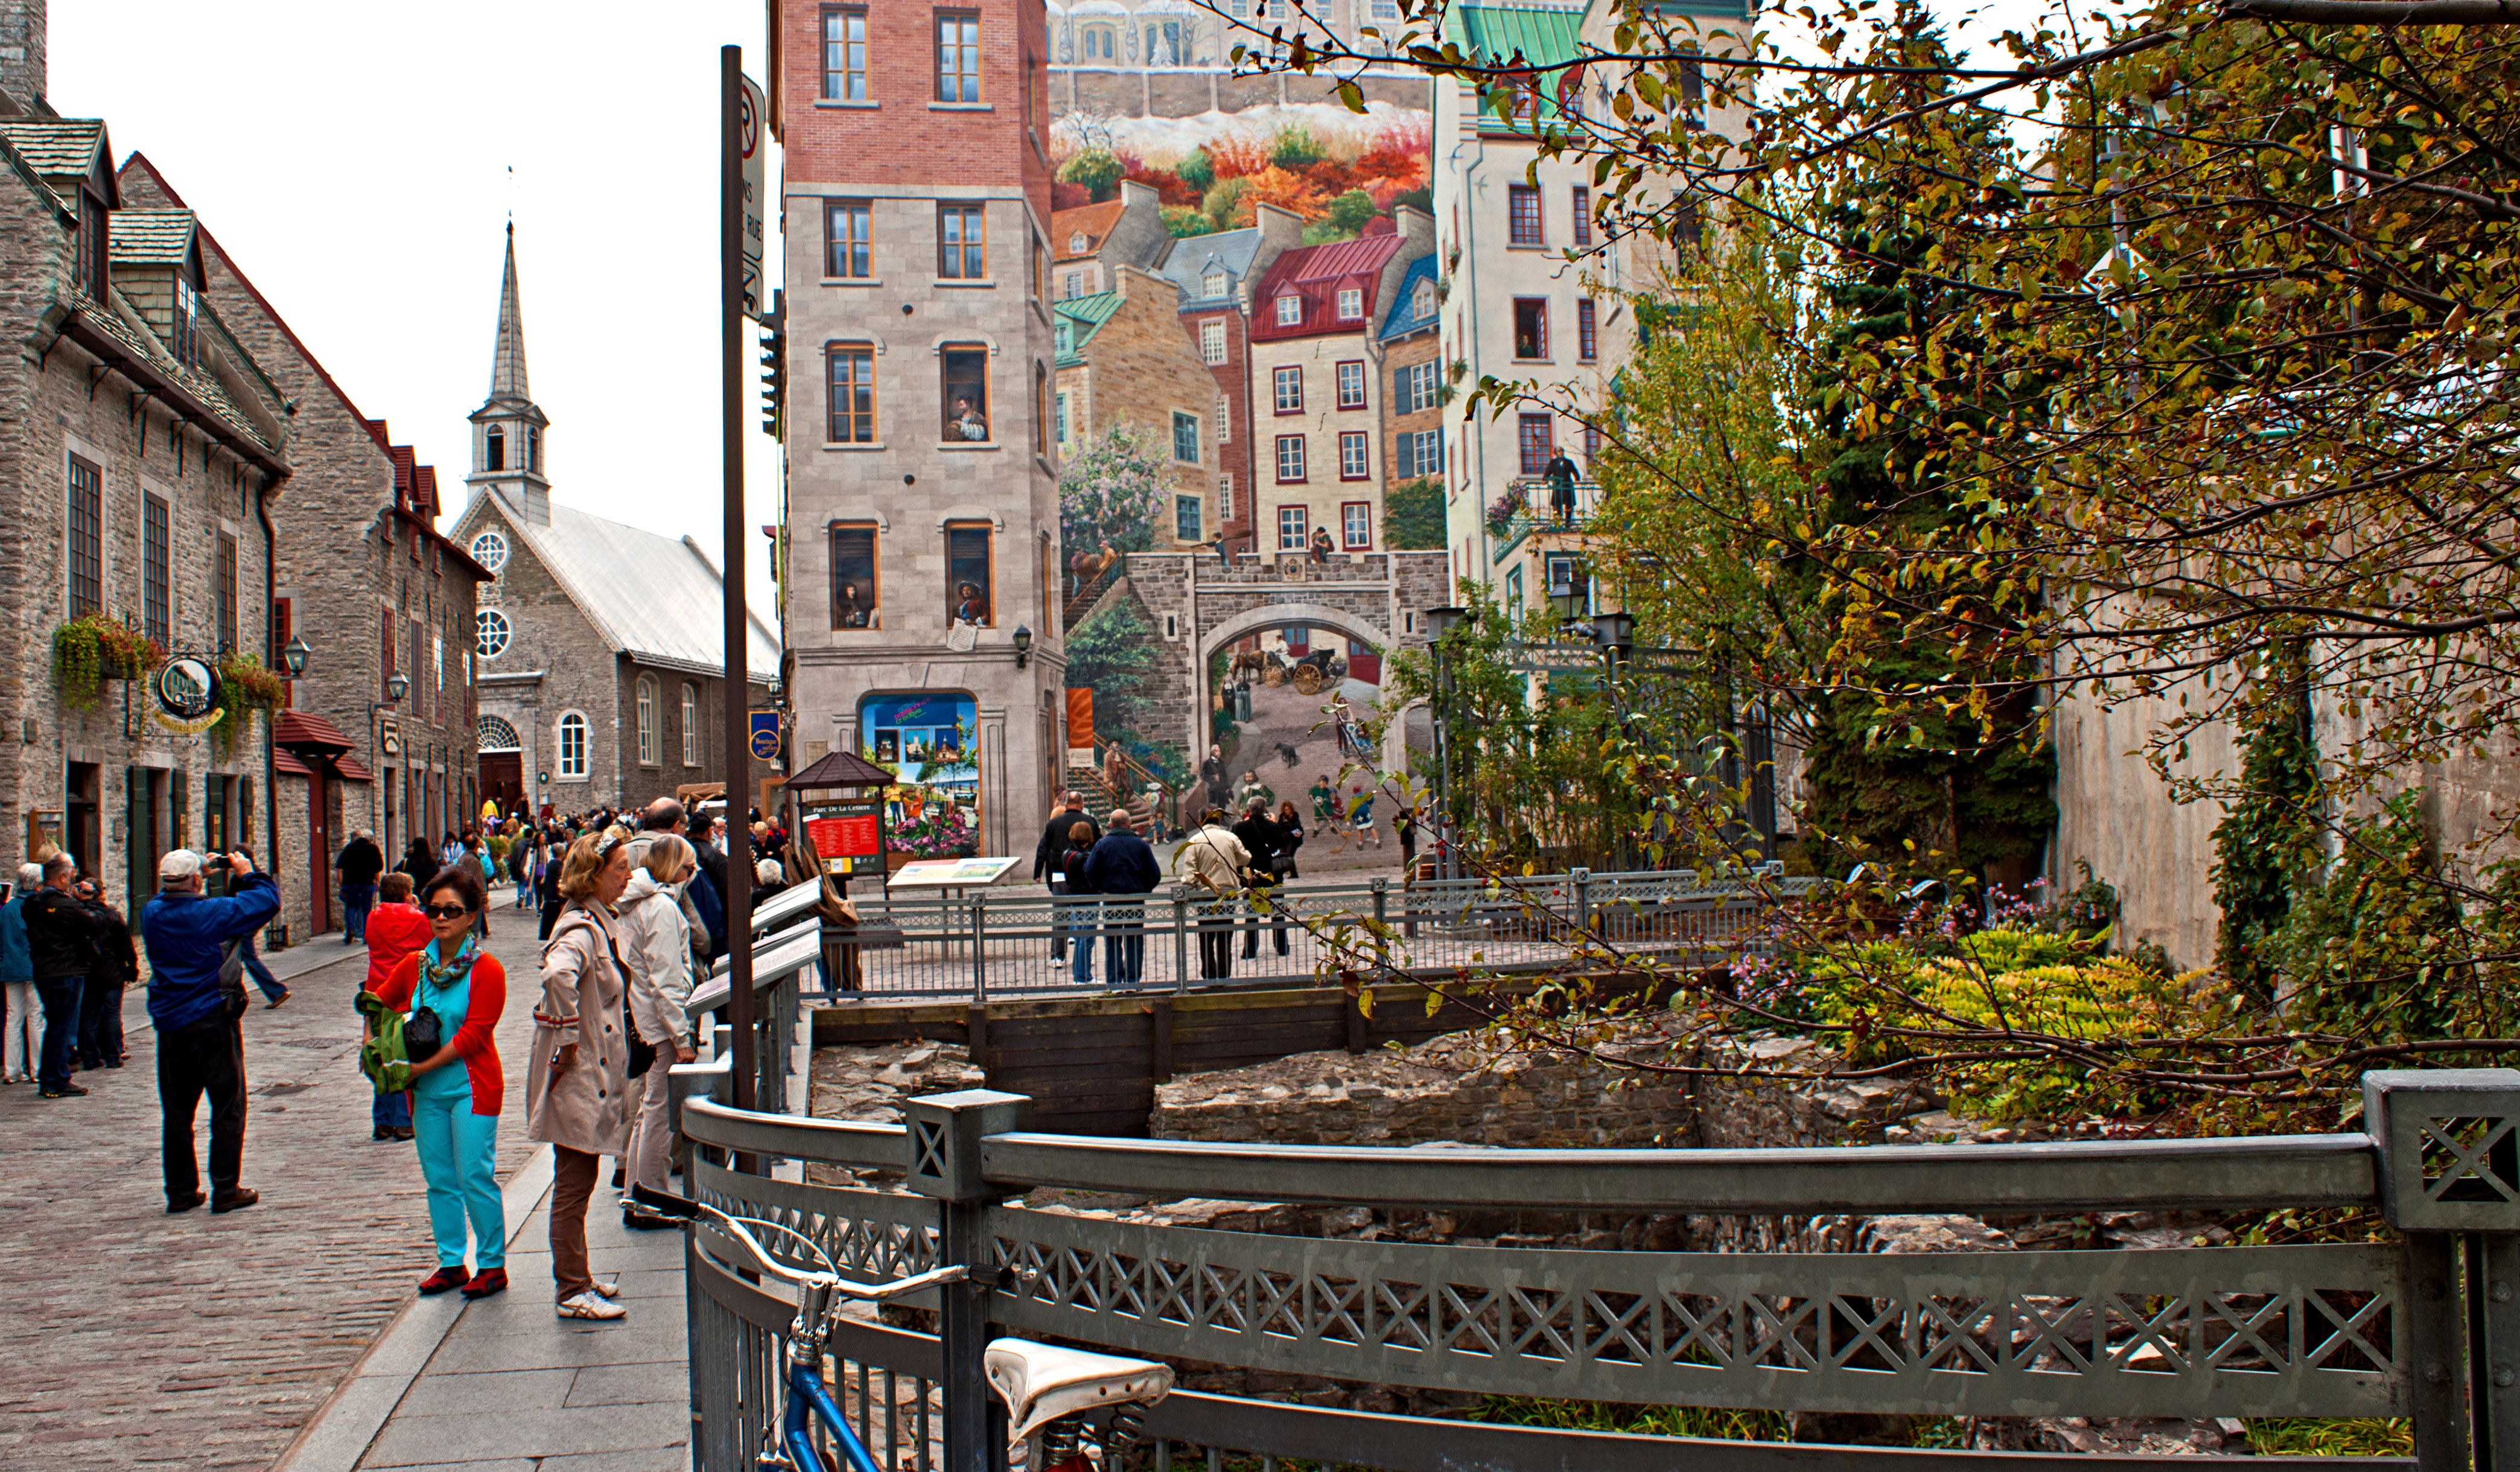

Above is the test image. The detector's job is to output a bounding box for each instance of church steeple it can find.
[468,223,552,524]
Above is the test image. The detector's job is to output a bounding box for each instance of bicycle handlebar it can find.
[632,1182,976,1301]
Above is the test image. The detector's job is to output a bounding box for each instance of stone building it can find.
[1147,204,1302,562]
[1242,209,1432,560]
[1053,263,1226,550]
[771,0,1068,858]
[1049,182,1168,301]
[445,236,778,820]
[118,157,488,940]
[1040,0,1432,117]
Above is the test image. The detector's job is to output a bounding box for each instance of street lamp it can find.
[1012,624,1034,669]
[1421,605,1469,878]
[384,671,410,704]
[281,634,311,678]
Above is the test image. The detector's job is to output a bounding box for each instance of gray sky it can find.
[54,1,786,619]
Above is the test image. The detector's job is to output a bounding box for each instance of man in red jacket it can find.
[363,872,431,1141]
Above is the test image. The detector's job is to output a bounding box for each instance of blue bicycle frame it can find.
[775,1355,885,1472]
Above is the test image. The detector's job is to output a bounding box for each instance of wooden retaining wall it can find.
[814,981,1504,1136]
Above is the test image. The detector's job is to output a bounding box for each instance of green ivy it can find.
[2209,646,2322,1004]
[1383,477,1446,550]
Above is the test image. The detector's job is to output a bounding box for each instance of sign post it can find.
[721,45,759,1120]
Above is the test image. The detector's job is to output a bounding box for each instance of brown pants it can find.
[550,1145,603,1301]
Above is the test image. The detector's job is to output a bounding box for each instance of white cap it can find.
[158,849,204,882]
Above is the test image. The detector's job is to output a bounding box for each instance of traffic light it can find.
[758,289,785,441]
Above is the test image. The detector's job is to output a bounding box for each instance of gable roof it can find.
[1052,291,1124,367]
[1153,226,1260,307]
[107,208,194,267]
[0,118,112,208]
[472,487,780,683]
[1381,253,1440,340]
[1250,234,1407,342]
[1053,200,1127,262]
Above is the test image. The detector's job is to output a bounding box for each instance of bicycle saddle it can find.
[984,1337,1174,1441]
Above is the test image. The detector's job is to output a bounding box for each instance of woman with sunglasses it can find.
[526,826,637,1320]
[375,865,509,1299]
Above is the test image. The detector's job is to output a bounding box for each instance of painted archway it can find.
[1191,600,1402,794]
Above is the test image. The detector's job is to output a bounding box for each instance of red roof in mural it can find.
[1249,234,1407,343]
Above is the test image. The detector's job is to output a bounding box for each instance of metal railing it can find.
[804,867,1821,1003]
[679,1068,2520,1472]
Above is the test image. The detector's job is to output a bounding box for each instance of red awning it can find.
[274,709,357,755]
[334,754,375,782]
[273,749,317,777]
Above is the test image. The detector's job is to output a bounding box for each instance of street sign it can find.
[748,709,781,761]
[736,70,767,320]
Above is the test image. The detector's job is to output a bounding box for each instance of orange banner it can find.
[1066,689,1095,748]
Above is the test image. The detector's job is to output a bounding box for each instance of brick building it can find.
[1053,263,1223,549]
[118,157,489,940]
[1378,252,1443,496]
[446,234,778,819]
[1147,203,1301,562]
[771,0,1067,857]
[1049,180,1167,301]
[1243,208,1433,560]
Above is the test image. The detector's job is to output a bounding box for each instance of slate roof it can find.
[1052,291,1123,368]
[0,118,107,204]
[1152,226,1260,309]
[1053,200,1127,262]
[107,209,194,266]
[1381,253,1440,340]
[479,486,780,683]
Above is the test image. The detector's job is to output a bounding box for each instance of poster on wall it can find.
[861,694,982,859]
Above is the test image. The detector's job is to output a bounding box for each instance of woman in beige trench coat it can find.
[526,827,637,1319]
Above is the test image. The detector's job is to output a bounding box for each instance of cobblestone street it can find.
[0,911,550,1471]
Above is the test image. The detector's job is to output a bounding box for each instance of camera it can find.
[202,853,235,874]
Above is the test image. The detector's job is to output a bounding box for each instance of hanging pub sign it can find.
[151,655,223,735]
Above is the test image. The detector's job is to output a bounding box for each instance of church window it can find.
[556,713,588,779]
[477,715,521,751]
[681,684,701,766]
[475,609,511,659]
[526,425,541,471]
[939,203,986,279]
[468,530,509,574]
[485,425,505,471]
[935,13,981,103]
[827,345,876,442]
[827,200,871,278]
[637,677,658,766]
[822,7,868,101]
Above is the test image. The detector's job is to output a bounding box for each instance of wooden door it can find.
[479,752,523,815]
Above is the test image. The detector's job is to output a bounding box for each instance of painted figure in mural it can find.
[950,397,988,442]
[836,582,873,628]
[953,582,986,625]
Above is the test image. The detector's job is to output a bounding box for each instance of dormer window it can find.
[1336,287,1363,320]
[1069,231,1087,252]
[1411,281,1434,318]
[1274,293,1302,326]
[486,425,506,471]
[173,275,201,368]
[75,189,107,299]
[1202,270,1227,298]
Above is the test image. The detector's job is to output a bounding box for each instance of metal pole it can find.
[719,43,757,1115]
[1431,642,1451,881]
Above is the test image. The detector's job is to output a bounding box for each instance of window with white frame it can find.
[1274,293,1302,326]
[1338,430,1370,479]
[1215,395,1230,443]
[1335,287,1362,319]
[557,713,588,779]
[1395,360,1439,414]
[1200,319,1226,365]
[1343,502,1372,549]
[1272,365,1302,413]
[1336,360,1365,408]
[1274,434,1306,482]
[476,608,512,658]
[1201,270,1227,298]
[1278,505,1308,550]
[637,676,658,765]
[681,684,701,765]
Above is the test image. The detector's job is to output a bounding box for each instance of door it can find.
[308,775,331,935]
[480,752,523,815]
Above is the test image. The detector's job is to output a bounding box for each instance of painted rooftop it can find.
[1381,253,1440,340]
[1052,291,1123,367]
[1053,200,1127,261]
[1153,226,1261,308]
[1250,233,1407,342]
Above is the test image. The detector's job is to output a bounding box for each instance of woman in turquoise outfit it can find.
[377,865,511,1299]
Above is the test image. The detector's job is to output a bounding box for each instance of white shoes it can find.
[556,1291,627,1320]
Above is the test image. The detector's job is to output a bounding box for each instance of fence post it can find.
[1171,884,1191,994]
[972,894,988,1006]
[905,1088,1032,1472]
[1370,877,1389,971]
[1570,866,1591,941]
[2369,1068,2520,1472]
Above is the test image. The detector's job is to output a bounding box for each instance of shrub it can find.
[1267,124,1323,170]
[1057,149,1123,201]
[1176,148,1215,193]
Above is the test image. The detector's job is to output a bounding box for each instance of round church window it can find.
[469,530,509,575]
[476,608,512,659]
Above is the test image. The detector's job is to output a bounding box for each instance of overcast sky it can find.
[53,1,786,620]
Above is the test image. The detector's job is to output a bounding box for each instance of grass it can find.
[2245,1419,2415,1457]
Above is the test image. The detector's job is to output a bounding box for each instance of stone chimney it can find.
[1118,178,1159,214]
[1395,204,1435,255]
[0,0,43,115]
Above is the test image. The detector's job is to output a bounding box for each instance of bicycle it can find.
[632,1184,1172,1472]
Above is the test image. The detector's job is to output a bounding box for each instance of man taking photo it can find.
[142,849,281,1216]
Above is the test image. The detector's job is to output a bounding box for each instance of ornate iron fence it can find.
[678,1068,2520,1472]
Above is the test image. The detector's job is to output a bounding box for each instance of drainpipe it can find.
[255,471,281,899]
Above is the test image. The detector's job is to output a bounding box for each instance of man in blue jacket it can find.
[1081,811,1162,987]
[141,849,281,1215]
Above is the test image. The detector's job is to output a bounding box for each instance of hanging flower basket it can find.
[1486,487,1528,534]
[52,614,164,711]
[217,654,287,714]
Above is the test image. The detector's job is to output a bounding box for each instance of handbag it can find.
[218,939,250,1018]
[404,1002,445,1057]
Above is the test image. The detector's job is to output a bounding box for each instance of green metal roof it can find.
[1052,291,1122,368]
[1444,6,1585,132]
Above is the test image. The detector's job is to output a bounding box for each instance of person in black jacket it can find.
[1054,819,1101,986]
[23,855,101,1097]
[1080,812,1161,986]
[1232,803,1290,959]
[74,881,134,1070]
[1032,792,1099,961]
[336,830,386,945]
[399,838,437,885]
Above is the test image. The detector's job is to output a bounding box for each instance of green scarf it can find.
[418,935,477,1007]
